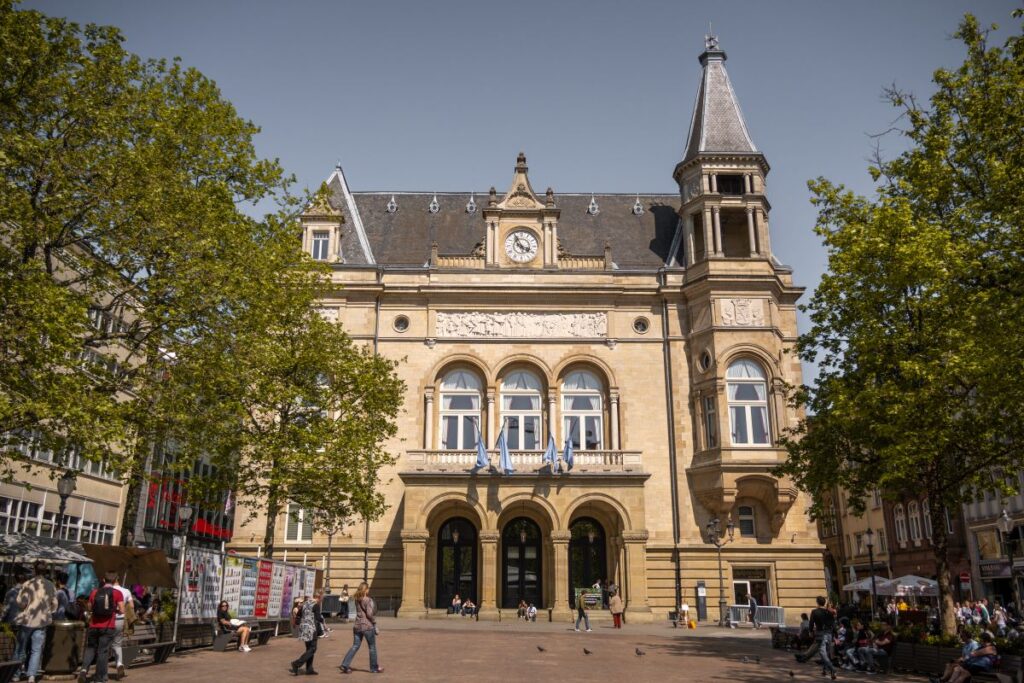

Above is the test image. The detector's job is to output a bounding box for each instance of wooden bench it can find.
[211,621,274,651]
[121,623,176,667]
[974,654,1023,683]
[769,626,803,650]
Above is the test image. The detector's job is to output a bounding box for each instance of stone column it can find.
[399,529,430,619]
[712,206,723,256]
[487,390,496,447]
[746,207,757,256]
[547,391,557,444]
[551,530,572,623]
[710,173,718,194]
[478,530,500,620]
[744,173,753,194]
[424,388,434,449]
[757,208,773,257]
[622,530,653,622]
[703,207,714,260]
[609,391,620,450]
[685,213,696,266]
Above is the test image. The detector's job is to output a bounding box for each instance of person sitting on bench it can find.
[216,601,251,652]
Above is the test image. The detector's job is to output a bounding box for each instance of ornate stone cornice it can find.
[550,530,571,544]
[479,530,500,543]
[621,530,650,544]
[400,529,430,542]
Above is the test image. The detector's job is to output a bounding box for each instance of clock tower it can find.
[482,152,560,268]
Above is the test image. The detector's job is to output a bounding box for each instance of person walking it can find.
[574,590,592,632]
[339,585,350,622]
[78,572,124,683]
[15,561,58,683]
[609,590,624,629]
[111,575,134,679]
[340,582,382,674]
[748,592,760,629]
[289,595,319,676]
[810,595,837,681]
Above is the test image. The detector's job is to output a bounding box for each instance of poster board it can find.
[238,557,259,618]
[222,556,244,616]
[254,559,273,618]
[180,547,223,619]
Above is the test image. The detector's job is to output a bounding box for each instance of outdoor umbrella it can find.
[887,574,938,597]
[81,544,175,587]
[0,533,91,563]
[841,576,891,593]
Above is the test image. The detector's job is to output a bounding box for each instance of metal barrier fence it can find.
[728,604,785,626]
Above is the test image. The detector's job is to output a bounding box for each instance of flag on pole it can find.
[563,438,574,471]
[498,430,514,474]
[475,423,489,469]
[542,435,557,469]
[224,490,233,514]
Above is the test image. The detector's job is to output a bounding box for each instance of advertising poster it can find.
[179,547,222,620]
[199,550,223,618]
[254,559,273,618]
[222,556,244,615]
[268,562,285,619]
[304,568,315,599]
[280,566,295,618]
[238,558,259,617]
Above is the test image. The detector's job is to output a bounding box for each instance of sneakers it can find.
[78,670,88,683]
[240,645,252,652]
[117,663,126,679]
[574,627,579,632]
[586,628,592,632]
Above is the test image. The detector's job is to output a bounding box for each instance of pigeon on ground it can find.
[789,671,795,678]
[755,656,760,664]
[536,645,546,652]
[583,648,593,655]
[635,648,646,657]
[741,656,749,663]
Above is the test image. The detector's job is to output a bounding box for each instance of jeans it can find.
[112,618,125,666]
[341,629,378,672]
[292,638,317,673]
[81,627,116,682]
[13,627,28,670]
[20,627,47,678]
[858,646,887,670]
[818,635,835,675]
[575,610,591,630]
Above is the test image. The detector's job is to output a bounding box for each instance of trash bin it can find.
[42,620,84,674]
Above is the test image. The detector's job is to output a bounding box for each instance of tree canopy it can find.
[777,11,1024,634]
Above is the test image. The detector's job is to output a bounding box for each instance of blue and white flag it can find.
[474,426,489,469]
[498,430,514,474]
[542,435,557,469]
[563,438,574,471]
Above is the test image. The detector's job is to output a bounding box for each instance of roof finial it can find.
[335,158,343,171]
[705,23,719,51]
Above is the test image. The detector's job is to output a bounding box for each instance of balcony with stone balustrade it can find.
[402,449,643,475]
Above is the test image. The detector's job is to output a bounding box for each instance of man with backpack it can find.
[77,572,124,683]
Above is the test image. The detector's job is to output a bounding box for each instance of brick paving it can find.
[106,619,926,683]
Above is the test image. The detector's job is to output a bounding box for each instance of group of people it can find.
[573,584,625,631]
[448,594,477,617]
[1,563,159,683]
[516,600,538,622]
[794,596,895,679]
[953,598,1021,636]
[282,582,382,675]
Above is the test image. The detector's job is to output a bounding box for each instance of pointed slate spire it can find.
[682,33,757,162]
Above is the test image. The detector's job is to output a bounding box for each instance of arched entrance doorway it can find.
[502,517,542,608]
[568,517,606,607]
[436,517,477,609]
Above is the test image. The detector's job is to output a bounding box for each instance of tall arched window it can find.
[440,369,482,449]
[908,501,922,543]
[501,370,542,450]
[894,504,907,546]
[562,370,604,451]
[726,360,771,445]
[922,499,932,540]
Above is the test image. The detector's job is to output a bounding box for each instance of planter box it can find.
[890,642,962,676]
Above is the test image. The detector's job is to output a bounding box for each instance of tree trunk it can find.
[263,484,280,559]
[931,499,957,635]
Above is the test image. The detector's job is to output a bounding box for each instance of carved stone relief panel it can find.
[719,298,765,327]
[435,311,607,338]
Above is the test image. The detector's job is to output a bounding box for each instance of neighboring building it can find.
[835,489,892,592]
[816,489,847,597]
[230,36,826,623]
[962,473,1024,606]
[882,494,970,601]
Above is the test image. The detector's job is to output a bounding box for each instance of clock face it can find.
[504,229,538,263]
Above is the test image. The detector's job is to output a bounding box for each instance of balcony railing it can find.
[404,449,642,473]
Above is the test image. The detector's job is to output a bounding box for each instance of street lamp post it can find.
[54,471,77,541]
[999,509,1018,613]
[171,503,194,647]
[865,527,878,621]
[705,517,735,627]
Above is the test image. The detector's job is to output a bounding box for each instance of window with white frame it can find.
[894,504,907,546]
[439,369,482,450]
[0,497,114,544]
[702,396,718,449]
[501,370,543,450]
[908,501,922,543]
[311,231,330,261]
[922,499,932,540]
[878,528,888,553]
[872,489,881,508]
[562,370,603,451]
[285,502,313,542]
[726,360,771,445]
[737,505,756,537]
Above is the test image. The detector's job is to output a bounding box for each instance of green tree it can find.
[777,12,1024,635]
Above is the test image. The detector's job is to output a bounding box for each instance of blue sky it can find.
[27,0,1021,382]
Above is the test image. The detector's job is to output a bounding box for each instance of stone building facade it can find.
[230,39,825,624]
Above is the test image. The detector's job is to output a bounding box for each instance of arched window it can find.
[562,370,604,451]
[737,505,756,537]
[440,369,482,449]
[922,499,932,540]
[894,504,907,546]
[726,360,771,445]
[908,501,922,543]
[501,370,542,450]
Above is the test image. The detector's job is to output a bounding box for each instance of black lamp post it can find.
[706,517,735,627]
[171,503,194,646]
[1000,509,1018,613]
[865,527,878,621]
[54,470,77,541]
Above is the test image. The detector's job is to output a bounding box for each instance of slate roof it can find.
[683,47,758,162]
[325,175,683,269]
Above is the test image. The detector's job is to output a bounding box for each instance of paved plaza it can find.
[120,618,927,682]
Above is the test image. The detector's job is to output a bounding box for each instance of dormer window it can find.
[311,230,330,261]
